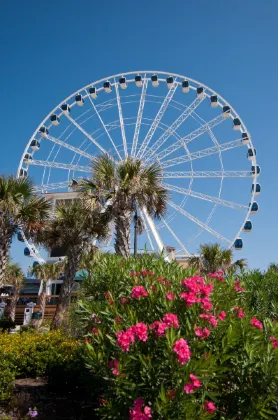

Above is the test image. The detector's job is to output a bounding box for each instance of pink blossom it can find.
[150,321,167,337]
[131,286,149,299]
[108,359,120,376]
[116,328,135,352]
[173,338,191,365]
[200,283,214,297]
[208,270,225,282]
[189,374,202,388]
[141,269,148,276]
[218,311,227,321]
[130,271,135,277]
[204,401,216,414]
[272,341,278,348]
[233,306,245,318]
[162,313,179,328]
[234,279,245,292]
[195,328,203,337]
[201,297,213,312]
[251,317,263,330]
[120,298,128,305]
[200,313,211,320]
[132,322,148,342]
[195,327,211,339]
[180,292,199,306]
[208,316,218,328]
[166,293,175,301]
[184,383,195,394]
[129,398,152,419]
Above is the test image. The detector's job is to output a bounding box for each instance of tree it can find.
[77,156,169,258]
[30,262,64,325]
[3,262,24,322]
[188,243,247,275]
[0,176,51,286]
[36,200,109,329]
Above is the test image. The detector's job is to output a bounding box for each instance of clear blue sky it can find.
[0,0,277,272]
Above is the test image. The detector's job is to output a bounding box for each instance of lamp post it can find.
[134,209,138,257]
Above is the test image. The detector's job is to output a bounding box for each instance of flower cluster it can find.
[129,398,152,419]
[116,323,148,352]
[184,373,202,394]
[150,313,179,337]
[208,270,225,282]
[157,277,171,288]
[173,338,191,365]
[233,306,245,318]
[218,311,227,321]
[131,270,153,277]
[270,336,278,348]
[166,292,175,300]
[234,279,245,292]
[251,317,263,330]
[195,327,211,339]
[108,359,120,375]
[131,286,149,299]
[204,401,216,414]
[180,276,214,311]
[200,313,218,328]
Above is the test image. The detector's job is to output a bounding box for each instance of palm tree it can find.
[3,262,24,322]
[77,156,169,258]
[188,243,247,275]
[36,200,109,329]
[30,262,64,325]
[0,176,51,286]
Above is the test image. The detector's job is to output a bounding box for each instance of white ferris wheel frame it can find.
[17,71,258,262]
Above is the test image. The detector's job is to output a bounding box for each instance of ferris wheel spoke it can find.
[34,180,72,192]
[131,75,148,157]
[43,134,95,161]
[168,201,230,244]
[114,79,128,158]
[140,211,155,251]
[137,81,178,159]
[145,96,205,162]
[63,112,115,160]
[161,216,190,256]
[163,182,248,211]
[163,170,252,178]
[28,159,91,173]
[85,90,121,160]
[154,113,227,162]
[160,138,243,168]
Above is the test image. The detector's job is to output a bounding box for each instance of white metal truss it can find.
[145,96,205,162]
[29,159,91,173]
[137,81,178,158]
[131,75,148,156]
[43,134,95,161]
[85,89,121,160]
[162,170,252,178]
[160,138,243,169]
[161,216,190,256]
[163,182,248,211]
[142,207,165,253]
[168,201,230,244]
[114,79,128,158]
[153,113,227,163]
[140,211,155,251]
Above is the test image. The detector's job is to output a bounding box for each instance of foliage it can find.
[74,254,278,419]
[0,318,16,331]
[3,261,24,321]
[0,357,14,401]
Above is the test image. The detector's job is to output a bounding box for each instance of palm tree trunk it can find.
[114,210,131,258]
[51,246,79,330]
[38,283,47,328]
[9,295,18,323]
[0,229,12,287]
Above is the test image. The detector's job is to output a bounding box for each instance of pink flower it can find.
[218,311,226,321]
[200,313,211,320]
[131,286,148,299]
[150,321,167,337]
[251,317,263,330]
[272,341,278,348]
[108,359,120,375]
[116,328,135,352]
[208,316,218,328]
[195,328,203,337]
[132,322,148,342]
[180,292,199,306]
[203,328,211,338]
[208,270,225,282]
[184,382,194,394]
[189,374,202,388]
[162,313,179,328]
[166,293,175,301]
[120,298,128,305]
[129,398,152,419]
[201,298,213,312]
[233,306,245,318]
[130,271,135,277]
[173,338,191,365]
[234,279,245,292]
[195,327,211,339]
[204,401,216,414]
[141,269,148,276]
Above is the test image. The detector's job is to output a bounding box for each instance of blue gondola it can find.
[50,114,60,126]
[233,118,241,130]
[103,81,112,93]
[251,183,261,195]
[75,94,84,106]
[61,103,71,114]
[19,169,27,178]
[251,165,261,177]
[23,153,32,163]
[243,220,252,232]
[249,202,259,214]
[151,74,159,87]
[247,148,256,160]
[24,247,31,257]
[241,132,249,145]
[17,232,24,242]
[182,80,189,93]
[197,86,204,99]
[234,238,243,250]
[119,76,127,89]
[223,105,231,117]
[135,74,142,87]
[89,86,98,99]
[210,95,218,107]
[30,140,40,151]
[71,178,78,187]
[33,261,40,268]
[166,76,174,89]
[39,126,48,137]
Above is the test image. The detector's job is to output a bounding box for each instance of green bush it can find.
[75,254,278,419]
[0,318,16,332]
[0,357,14,401]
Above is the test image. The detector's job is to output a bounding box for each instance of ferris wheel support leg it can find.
[142,207,170,262]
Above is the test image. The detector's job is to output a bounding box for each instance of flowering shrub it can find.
[76,255,278,419]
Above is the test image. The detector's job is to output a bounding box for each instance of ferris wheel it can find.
[17,71,260,262]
